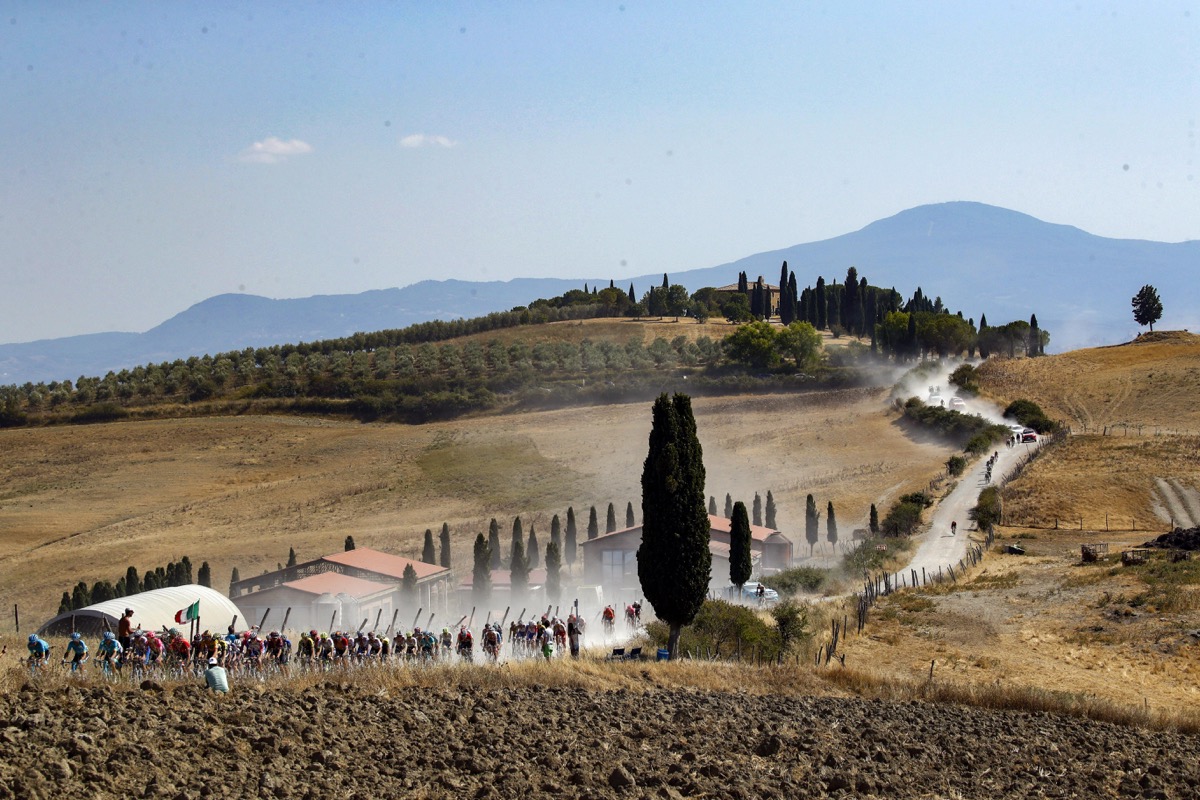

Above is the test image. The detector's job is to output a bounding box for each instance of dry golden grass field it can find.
[0,378,949,630]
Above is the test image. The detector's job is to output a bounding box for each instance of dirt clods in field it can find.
[2,682,1198,799]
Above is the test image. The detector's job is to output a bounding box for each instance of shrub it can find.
[899,491,933,508]
[1004,399,1056,434]
[763,566,829,596]
[970,486,1002,530]
[946,455,967,476]
[770,600,811,653]
[644,600,781,661]
[948,363,979,395]
[882,500,925,537]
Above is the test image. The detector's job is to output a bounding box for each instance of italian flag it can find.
[174,600,200,624]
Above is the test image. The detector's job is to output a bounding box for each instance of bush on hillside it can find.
[948,363,979,395]
[946,455,967,476]
[762,566,829,596]
[970,486,1002,531]
[882,499,926,537]
[645,600,781,661]
[1004,399,1056,434]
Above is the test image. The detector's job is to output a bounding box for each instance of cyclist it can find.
[456,626,473,661]
[602,605,616,632]
[96,631,123,675]
[297,631,316,669]
[440,627,453,657]
[27,633,51,669]
[951,520,957,536]
[61,632,89,673]
[265,631,290,674]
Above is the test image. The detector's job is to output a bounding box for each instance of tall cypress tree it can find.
[1029,314,1042,356]
[545,541,562,603]
[869,504,879,536]
[510,537,529,597]
[752,492,763,526]
[402,564,418,605]
[488,518,502,569]
[626,501,636,528]
[565,507,578,566]
[510,517,524,566]
[606,503,617,533]
[198,561,211,588]
[550,514,562,551]
[815,277,827,330]
[439,523,452,569]
[729,500,753,596]
[422,529,436,564]
[842,267,859,334]
[805,494,819,556]
[978,313,990,359]
[826,501,838,550]
[287,547,297,568]
[765,491,777,529]
[588,506,599,540]
[125,566,140,595]
[472,533,492,607]
[638,393,710,659]
[708,496,717,515]
[527,523,540,569]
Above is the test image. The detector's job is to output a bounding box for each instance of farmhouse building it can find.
[230,547,452,634]
[713,277,780,317]
[579,515,793,593]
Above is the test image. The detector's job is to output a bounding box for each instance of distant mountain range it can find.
[2,201,1196,385]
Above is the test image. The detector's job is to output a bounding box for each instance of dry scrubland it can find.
[977,330,1200,432]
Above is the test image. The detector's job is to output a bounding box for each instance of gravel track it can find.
[2,681,1196,799]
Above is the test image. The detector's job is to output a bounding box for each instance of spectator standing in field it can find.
[118,608,134,650]
[204,657,229,693]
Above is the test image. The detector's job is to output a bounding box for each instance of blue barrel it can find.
[656,648,670,662]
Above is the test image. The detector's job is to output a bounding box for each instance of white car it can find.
[741,582,779,603]
[948,397,966,410]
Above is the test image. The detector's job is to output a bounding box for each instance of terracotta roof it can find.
[707,514,787,543]
[282,573,394,598]
[322,547,448,580]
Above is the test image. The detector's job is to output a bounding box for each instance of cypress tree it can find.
[815,277,827,330]
[729,500,753,596]
[545,540,562,603]
[125,566,140,595]
[91,581,115,604]
[550,514,562,550]
[606,502,617,533]
[402,563,418,604]
[488,518,502,569]
[565,507,578,566]
[724,493,733,518]
[472,533,492,607]
[826,501,838,550]
[422,529,436,564]
[708,496,717,515]
[626,501,635,528]
[198,561,211,588]
[978,313,990,359]
[737,271,748,294]
[115,578,126,597]
[1029,314,1041,356]
[510,537,529,597]
[765,491,777,529]
[345,535,356,551]
[753,492,763,526]
[869,504,879,536]
[527,523,540,569]
[229,567,240,593]
[805,494,819,556]
[588,506,599,540]
[637,393,710,659]
[58,591,71,615]
[287,547,297,568]
[510,517,524,566]
[842,267,859,334]
[440,523,452,569]
[628,284,636,304]
[71,581,89,611]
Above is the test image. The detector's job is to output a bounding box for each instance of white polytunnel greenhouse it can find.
[36,584,246,639]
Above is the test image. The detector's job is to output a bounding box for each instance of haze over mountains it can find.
[2,201,1196,386]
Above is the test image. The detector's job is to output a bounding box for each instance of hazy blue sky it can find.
[2,3,1197,343]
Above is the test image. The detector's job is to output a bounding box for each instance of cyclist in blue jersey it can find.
[27,634,51,667]
[97,631,123,673]
[61,632,89,672]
